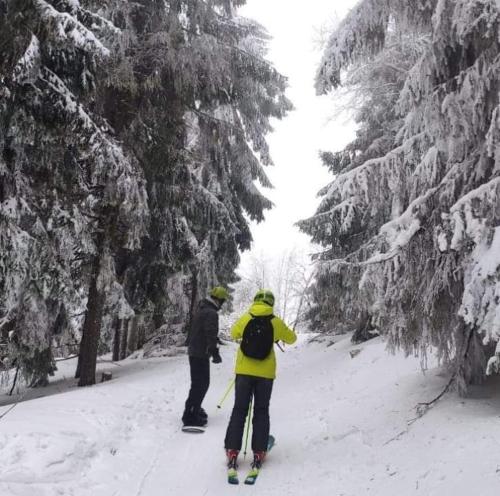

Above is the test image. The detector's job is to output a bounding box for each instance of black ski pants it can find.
[185,356,210,413]
[224,374,274,452]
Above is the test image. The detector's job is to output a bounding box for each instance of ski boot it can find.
[226,449,239,485]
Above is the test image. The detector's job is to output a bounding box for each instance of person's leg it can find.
[224,375,254,450]
[183,356,210,424]
[251,378,274,453]
[197,357,210,412]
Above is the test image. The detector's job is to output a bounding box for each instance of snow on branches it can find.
[1,0,290,385]
[316,0,436,94]
[303,0,500,390]
[0,0,147,384]
[33,0,110,56]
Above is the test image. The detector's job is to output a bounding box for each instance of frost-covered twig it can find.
[0,386,29,421]
[384,327,476,445]
[383,428,409,446]
[54,354,79,362]
[414,373,455,417]
[383,372,455,446]
[96,359,123,367]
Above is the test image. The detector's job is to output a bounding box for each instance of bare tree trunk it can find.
[137,315,146,349]
[78,228,106,387]
[137,316,146,350]
[112,317,121,362]
[128,316,138,355]
[9,365,19,396]
[351,311,374,344]
[292,270,314,329]
[75,338,83,379]
[119,319,129,360]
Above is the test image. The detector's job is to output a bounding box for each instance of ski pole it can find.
[243,395,253,460]
[217,377,236,409]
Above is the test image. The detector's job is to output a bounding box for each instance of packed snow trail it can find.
[1,335,500,496]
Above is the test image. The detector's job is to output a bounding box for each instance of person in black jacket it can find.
[182,286,229,427]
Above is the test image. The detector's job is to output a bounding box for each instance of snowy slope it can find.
[1,335,500,496]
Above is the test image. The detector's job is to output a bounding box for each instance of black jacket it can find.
[187,298,220,358]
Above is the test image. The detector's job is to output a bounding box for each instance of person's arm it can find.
[205,309,219,355]
[274,318,297,345]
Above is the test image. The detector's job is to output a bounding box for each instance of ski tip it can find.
[181,425,206,433]
[244,468,259,485]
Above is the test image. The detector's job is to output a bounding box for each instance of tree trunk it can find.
[9,365,19,396]
[119,319,129,360]
[78,228,106,387]
[112,317,121,362]
[128,316,138,355]
[137,316,146,350]
[75,335,84,379]
[292,271,314,329]
[351,312,378,344]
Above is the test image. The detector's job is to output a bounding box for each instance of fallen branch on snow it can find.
[413,373,456,418]
[384,326,476,445]
[383,373,455,446]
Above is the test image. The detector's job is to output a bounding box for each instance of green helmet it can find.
[253,289,275,307]
[210,286,229,301]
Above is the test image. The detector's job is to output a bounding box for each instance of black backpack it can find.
[240,314,274,360]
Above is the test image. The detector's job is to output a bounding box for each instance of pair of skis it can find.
[227,435,275,485]
[228,462,259,486]
[227,466,258,485]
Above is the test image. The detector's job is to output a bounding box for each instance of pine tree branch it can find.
[0,400,22,421]
[53,341,80,349]
[178,26,278,72]
[1,383,29,422]
[97,359,123,367]
[413,373,456,418]
[189,107,242,135]
[54,354,79,362]
[382,375,453,446]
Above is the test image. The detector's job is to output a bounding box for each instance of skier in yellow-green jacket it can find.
[224,289,297,472]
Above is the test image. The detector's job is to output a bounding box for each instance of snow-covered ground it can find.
[1,335,500,496]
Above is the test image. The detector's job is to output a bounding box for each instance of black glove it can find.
[210,347,222,364]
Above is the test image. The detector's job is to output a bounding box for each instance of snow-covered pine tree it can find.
[0,0,148,386]
[300,0,500,392]
[1,0,289,385]
[85,0,292,351]
[300,29,428,335]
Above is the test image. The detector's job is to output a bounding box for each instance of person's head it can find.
[253,289,275,307]
[210,286,229,309]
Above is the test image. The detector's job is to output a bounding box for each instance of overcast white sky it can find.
[238,0,359,269]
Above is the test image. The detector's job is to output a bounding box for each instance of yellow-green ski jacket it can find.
[231,302,297,379]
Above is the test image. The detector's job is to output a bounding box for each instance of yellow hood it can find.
[248,301,273,317]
